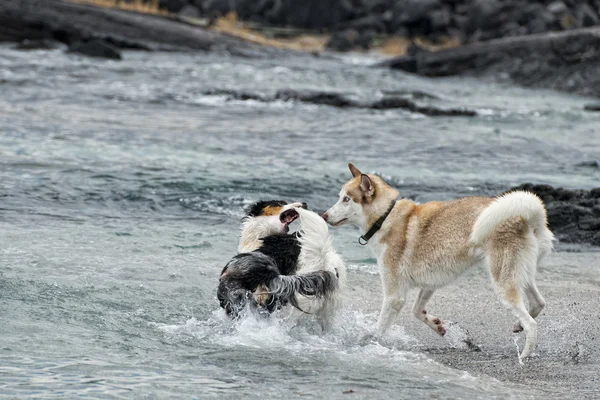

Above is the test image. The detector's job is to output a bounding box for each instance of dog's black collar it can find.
[358,200,397,245]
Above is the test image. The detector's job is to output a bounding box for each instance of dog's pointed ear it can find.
[360,174,373,194]
[348,163,362,178]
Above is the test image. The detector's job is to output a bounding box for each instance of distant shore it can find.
[4,0,600,99]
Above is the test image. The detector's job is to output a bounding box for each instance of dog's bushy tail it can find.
[471,191,553,247]
[268,270,338,313]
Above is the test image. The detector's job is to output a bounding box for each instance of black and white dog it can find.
[218,200,346,330]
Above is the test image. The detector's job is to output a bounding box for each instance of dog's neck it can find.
[358,189,400,234]
[362,198,415,254]
[238,218,273,253]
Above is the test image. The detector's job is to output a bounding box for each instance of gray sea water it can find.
[1,45,599,399]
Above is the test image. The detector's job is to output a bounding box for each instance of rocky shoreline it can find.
[378,27,600,98]
[511,184,600,247]
[0,0,294,57]
[204,88,477,116]
[170,0,600,46]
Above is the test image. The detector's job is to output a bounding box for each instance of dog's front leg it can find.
[375,269,408,335]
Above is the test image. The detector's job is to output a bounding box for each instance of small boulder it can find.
[392,0,440,25]
[576,3,599,27]
[466,0,506,32]
[344,15,387,33]
[326,29,359,52]
[547,1,568,15]
[574,160,600,168]
[429,8,451,31]
[158,0,188,13]
[356,29,377,50]
[68,39,122,60]
[584,103,600,112]
[200,0,232,16]
[523,3,556,34]
[178,4,201,18]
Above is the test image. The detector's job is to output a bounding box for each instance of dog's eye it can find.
[343,196,350,203]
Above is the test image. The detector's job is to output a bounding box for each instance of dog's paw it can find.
[512,321,524,333]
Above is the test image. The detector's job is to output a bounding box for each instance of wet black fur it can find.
[217,252,281,316]
[217,234,302,317]
[218,200,335,318]
[218,250,338,318]
[258,234,301,275]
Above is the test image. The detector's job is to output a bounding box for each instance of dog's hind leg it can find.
[512,282,546,333]
[502,291,537,359]
[491,260,538,359]
[412,288,447,336]
[488,224,539,359]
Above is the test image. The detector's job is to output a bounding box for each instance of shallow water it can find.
[1,46,599,399]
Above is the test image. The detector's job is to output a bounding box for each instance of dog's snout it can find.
[301,202,308,209]
[322,212,329,221]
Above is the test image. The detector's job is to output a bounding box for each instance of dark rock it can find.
[202,0,233,16]
[574,160,600,168]
[178,4,201,18]
[429,7,452,31]
[379,28,600,98]
[158,0,188,13]
[276,0,348,30]
[523,4,557,34]
[466,0,506,32]
[576,3,599,27]
[547,1,568,15]
[343,15,387,33]
[392,0,440,25]
[511,183,600,246]
[326,29,359,52]
[275,89,358,107]
[392,25,411,37]
[15,39,64,50]
[155,0,597,45]
[263,0,285,25]
[584,103,600,111]
[384,56,417,72]
[0,0,293,57]
[406,41,429,56]
[500,21,525,37]
[367,0,394,15]
[204,89,267,101]
[370,96,477,116]
[68,39,122,60]
[203,88,477,116]
[527,18,548,34]
[356,29,377,49]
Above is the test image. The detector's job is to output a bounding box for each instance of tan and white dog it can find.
[323,163,554,359]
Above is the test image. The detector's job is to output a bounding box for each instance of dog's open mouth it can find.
[280,208,299,232]
[329,218,348,227]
